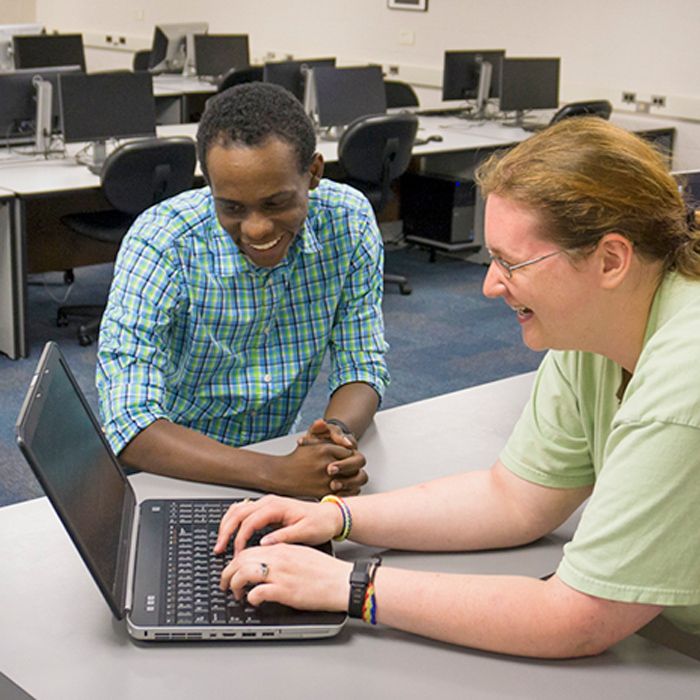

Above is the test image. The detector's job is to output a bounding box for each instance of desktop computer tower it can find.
[400,172,476,244]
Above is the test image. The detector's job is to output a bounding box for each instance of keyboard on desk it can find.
[164,500,272,626]
[416,107,469,117]
[520,122,549,133]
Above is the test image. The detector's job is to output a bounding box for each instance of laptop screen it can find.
[15,342,134,617]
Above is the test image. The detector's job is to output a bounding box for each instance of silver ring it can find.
[260,562,269,580]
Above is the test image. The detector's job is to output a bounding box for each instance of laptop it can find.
[15,341,347,642]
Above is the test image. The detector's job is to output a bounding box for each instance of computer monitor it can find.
[263,58,336,102]
[58,71,157,170]
[194,34,249,79]
[12,33,86,71]
[0,23,44,71]
[309,65,387,135]
[674,170,700,208]
[0,66,81,148]
[148,22,209,75]
[442,50,505,107]
[500,57,561,126]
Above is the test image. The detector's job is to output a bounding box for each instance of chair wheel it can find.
[399,282,412,295]
[64,270,75,285]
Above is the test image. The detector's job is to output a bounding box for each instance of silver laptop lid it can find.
[15,341,134,619]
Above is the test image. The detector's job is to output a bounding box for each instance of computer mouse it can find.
[426,134,443,143]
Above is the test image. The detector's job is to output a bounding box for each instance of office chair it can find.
[217,65,264,92]
[384,80,419,109]
[57,137,197,345]
[133,50,152,71]
[338,112,419,295]
[549,99,612,125]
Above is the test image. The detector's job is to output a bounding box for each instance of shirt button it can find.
[264,374,272,383]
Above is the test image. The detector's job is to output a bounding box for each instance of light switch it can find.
[399,30,415,46]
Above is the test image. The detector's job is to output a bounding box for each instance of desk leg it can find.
[0,196,28,360]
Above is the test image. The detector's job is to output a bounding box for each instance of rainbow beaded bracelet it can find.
[321,494,352,542]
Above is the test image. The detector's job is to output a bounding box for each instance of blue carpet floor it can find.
[0,246,544,507]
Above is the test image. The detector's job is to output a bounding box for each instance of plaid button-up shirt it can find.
[96,179,389,455]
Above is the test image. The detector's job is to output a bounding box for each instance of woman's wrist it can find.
[321,494,352,541]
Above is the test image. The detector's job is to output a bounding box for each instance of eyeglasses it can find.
[487,249,562,279]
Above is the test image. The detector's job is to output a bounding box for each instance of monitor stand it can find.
[473,61,493,120]
[319,125,345,142]
[33,76,53,157]
[87,141,107,175]
[501,111,532,129]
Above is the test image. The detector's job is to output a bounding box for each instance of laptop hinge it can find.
[117,489,139,616]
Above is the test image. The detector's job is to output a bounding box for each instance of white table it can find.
[0,373,698,699]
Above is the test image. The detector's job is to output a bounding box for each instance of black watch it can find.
[326,418,355,438]
[348,560,372,618]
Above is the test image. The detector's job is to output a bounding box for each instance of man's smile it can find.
[248,236,283,251]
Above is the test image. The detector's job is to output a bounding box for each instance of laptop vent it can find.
[154,632,203,641]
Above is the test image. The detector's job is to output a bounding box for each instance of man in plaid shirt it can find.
[96,83,389,498]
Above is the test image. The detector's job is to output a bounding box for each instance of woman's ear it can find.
[598,233,634,289]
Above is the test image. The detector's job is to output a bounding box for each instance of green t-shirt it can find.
[501,272,700,634]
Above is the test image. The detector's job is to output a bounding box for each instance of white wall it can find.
[32,0,700,111]
[20,0,700,165]
[1,0,36,23]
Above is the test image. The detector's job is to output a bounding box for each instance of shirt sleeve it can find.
[558,419,700,608]
[500,351,597,489]
[326,198,390,402]
[502,351,700,611]
[96,216,185,455]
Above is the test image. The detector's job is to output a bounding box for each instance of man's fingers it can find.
[329,467,368,494]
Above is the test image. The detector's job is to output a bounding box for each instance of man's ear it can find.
[308,153,324,190]
[598,233,634,289]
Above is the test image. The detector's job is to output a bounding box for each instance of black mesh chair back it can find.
[384,80,419,109]
[338,112,419,214]
[217,65,264,92]
[100,137,197,216]
[57,137,197,344]
[549,99,612,126]
[338,113,419,295]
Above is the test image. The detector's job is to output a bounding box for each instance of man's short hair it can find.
[196,82,317,179]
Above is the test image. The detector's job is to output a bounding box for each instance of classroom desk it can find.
[0,116,523,360]
[0,372,698,699]
[0,187,23,364]
[0,113,676,360]
[152,75,217,124]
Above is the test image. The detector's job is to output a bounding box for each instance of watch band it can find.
[348,560,372,618]
[325,418,355,438]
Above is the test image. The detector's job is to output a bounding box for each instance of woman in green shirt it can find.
[214,118,700,658]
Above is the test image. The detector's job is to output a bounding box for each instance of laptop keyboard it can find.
[164,500,272,626]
